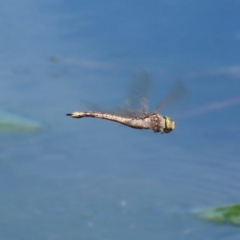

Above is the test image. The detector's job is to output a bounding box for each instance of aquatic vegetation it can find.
[198,204,240,226]
[0,110,42,132]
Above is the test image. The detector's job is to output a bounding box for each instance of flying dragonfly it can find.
[66,72,186,133]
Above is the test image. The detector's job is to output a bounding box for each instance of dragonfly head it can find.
[163,116,175,133]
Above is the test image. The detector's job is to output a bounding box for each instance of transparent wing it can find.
[154,80,187,113]
[119,70,152,116]
[81,71,152,117]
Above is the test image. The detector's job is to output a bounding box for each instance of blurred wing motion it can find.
[83,71,152,117]
[154,80,187,113]
[120,71,152,115]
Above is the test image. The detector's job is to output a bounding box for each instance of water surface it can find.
[0,1,240,239]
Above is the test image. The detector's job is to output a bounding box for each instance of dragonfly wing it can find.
[121,70,152,115]
[154,80,187,113]
[80,71,152,118]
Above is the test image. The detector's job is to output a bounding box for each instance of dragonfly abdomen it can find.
[66,111,145,129]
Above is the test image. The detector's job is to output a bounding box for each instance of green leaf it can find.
[0,110,42,132]
[197,204,240,226]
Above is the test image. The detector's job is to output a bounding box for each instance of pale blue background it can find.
[1,1,240,239]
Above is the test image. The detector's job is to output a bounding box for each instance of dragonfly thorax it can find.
[146,113,162,133]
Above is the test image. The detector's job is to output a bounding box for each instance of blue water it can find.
[1,1,240,239]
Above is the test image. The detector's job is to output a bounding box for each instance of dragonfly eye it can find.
[163,116,175,133]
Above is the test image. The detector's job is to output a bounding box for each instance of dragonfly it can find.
[67,72,186,133]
